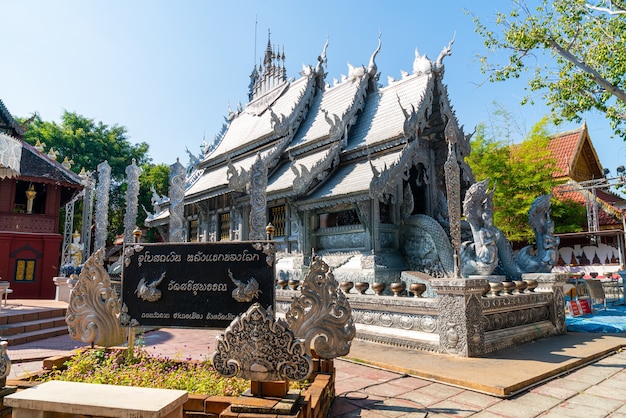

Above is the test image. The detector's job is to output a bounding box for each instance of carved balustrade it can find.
[275,272,567,357]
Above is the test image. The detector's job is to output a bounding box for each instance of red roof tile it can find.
[548,127,584,179]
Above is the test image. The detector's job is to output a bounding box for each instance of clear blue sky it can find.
[2,0,624,176]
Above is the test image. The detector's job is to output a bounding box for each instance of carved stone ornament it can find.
[251,241,276,267]
[369,139,423,203]
[169,160,186,242]
[135,271,166,302]
[249,154,268,241]
[226,156,250,192]
[444,120,461,277]
[212,303,313,382]
[94,161,111,251]
[291,144,340,194]
[460,179,499,277]
[123,244,144,268]
[285,256,356,359]
[66,248,126,347]
[0,340,10,386]
[123,159,142,244]
[228,269,261,302]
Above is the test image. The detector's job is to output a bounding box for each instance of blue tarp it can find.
[566,304,626,333]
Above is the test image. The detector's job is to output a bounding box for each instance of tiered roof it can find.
[549,122,625,231]
[548,122,603,182]
[18,140,84,188]
[149,36,465,225]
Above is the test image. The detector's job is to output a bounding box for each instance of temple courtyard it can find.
[4,299,626,417]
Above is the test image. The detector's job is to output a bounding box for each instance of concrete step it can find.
[0,306,68,346]
[0,308,66,325]
[0,316,67,337]
[4,325,69,346]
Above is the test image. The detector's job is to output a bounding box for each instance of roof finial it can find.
[434,33,455,74]
[367,32,382,76]
[315,37,329,75]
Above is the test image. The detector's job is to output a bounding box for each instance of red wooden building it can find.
[0,100,83,298]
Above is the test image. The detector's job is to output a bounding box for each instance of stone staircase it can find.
[0,306,68,346]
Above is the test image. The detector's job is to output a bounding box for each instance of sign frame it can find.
[120,241,276,329]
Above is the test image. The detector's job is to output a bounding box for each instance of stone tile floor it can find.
[330,349,626,417]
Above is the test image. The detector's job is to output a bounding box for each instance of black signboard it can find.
[121,241,275,328]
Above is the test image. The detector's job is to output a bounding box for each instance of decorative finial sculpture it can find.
[212,303,312,382]
[517,194,560,273]
[66,248,126,347]
[460,179,499,277]
[285,255,355,359]
[62,156,74,169]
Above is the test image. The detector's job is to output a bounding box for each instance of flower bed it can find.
[37,347,249,396]
[10,347,335,417]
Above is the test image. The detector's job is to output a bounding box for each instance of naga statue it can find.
[460,179,499,277]
[495,194,560,279]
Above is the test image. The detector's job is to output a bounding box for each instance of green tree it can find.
[23,112,150,182]
[20,111,165,242]
[471,0,626,138]
[466,115,558,241]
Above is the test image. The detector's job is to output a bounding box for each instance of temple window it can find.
[219,212,230,241]
[318,209,360,228]
[188,219,199,242]
[15,259,36,281]
[380,202,392,224]
[14,181,46,214]
[269,205,286,237]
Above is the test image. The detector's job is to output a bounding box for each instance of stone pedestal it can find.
[430,277,490,357]
[53,277,71,303]
[523,272,567,335]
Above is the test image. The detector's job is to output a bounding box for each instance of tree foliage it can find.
[21,111,168,242]
[467,108,587,241]
[471,0,626,138]
[23,112,150,182]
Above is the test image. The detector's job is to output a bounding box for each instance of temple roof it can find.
[549,122,624,231]
[0,99,26,138]
[202,74,317,168]
[18,140,84,188]
[148,37,464,227]
[549,122,604,182]
[555,186,624,229]
[346,72,433,153]
[297,150,405,210]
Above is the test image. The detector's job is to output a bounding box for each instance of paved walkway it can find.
[6,328,626,417]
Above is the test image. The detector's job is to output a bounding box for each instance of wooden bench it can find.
[4,380,188,418]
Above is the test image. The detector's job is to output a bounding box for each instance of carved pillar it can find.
[208,213,217,242]
[523,272,567,335]
[430,277,488,357]
[168,160,186,242]
[123,159,142,244]
[356,200,373,252]
[248,154,267,240]
[231,208,242,241]
[94,161,111,251]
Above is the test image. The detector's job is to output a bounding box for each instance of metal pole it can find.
[127,227,142,358]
